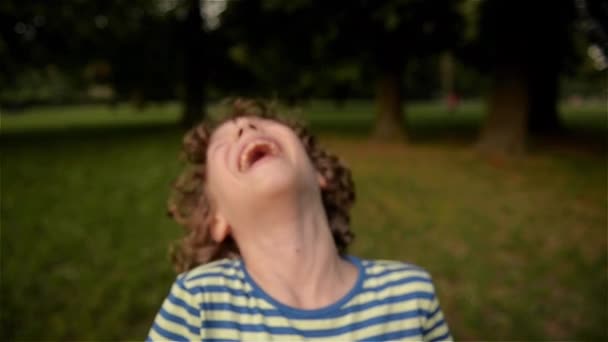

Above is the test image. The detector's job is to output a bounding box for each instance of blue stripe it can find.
[199,291,435,319]
[430,330,452,342]
[190,285,250,296]
[200,302,282,316]
[196,259,237,270]
[202,309,425,337]
[203,320,296,334]
[150,322,190,341]
[159,307,199,335]
[167,292,199,317]
[423,318,446,335]
[360,327,422,341]
[204,339,240,342]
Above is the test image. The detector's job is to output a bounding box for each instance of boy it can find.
[147,99,451,341]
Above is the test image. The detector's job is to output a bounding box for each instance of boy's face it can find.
[205,116,321,240]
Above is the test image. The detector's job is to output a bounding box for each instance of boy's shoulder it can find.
[357,257,437,299]
[177,258,244,289]
[359,257,433,280]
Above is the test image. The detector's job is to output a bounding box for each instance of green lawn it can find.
[1,100,606,340]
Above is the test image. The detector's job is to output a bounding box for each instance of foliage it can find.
[1,0,602,109]
[0,0,179,106]
[217,0,464,101]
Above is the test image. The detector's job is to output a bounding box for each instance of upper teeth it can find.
[239,140,279,171]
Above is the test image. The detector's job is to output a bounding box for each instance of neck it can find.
[235,194,358,310]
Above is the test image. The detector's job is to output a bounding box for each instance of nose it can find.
[235,118,257,138]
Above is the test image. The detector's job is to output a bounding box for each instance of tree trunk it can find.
[439,52,455,98]
[181,0,206,128]
[527,49,562,135]
[476,67,528,156]
[372,70,406,141]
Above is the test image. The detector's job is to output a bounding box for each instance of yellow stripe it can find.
[203,328,304,341]
[198,292,275,309]
[365,263,406,274]
[184,259,240,280]
[170,282,200,302]
[186,276,253,292]
[187,267,245,281]
[363,268,430,288]
[344,281,434,308]
[424,323,451,341]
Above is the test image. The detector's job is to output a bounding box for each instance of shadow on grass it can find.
[311,117,606,155]
[1,117,605,157]
[1,122,185,148]
[308,116,481,141]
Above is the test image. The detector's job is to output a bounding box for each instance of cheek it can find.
[206,159,229,196]
[207,157,242,206]
[269,126,303,159]
[284,136,319,184]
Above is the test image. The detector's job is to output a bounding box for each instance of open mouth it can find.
[238,139,280,172]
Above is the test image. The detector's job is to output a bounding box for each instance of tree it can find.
[0,1,179,107]
[219,0,463,140]
[180,0,207,127]
[468,0,576,156]
[350,0,463,140]
[218,0,328,102]
[0,0,210,126]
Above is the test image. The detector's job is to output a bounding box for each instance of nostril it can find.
[238,128,243,137]
[249,123,256,130]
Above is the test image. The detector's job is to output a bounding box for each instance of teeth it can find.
[239,140,279,171]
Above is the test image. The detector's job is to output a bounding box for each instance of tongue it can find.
[250,150,267,166]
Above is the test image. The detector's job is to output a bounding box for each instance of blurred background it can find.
[1,0,606,340]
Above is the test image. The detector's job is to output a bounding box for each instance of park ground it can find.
[1,100,606,340]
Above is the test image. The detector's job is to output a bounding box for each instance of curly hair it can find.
[167,99,356,274]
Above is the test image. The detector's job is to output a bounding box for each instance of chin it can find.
[249,163,301,197]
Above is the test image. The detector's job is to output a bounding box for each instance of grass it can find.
[1,100,606,340]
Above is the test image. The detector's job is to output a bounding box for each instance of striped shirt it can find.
[147,256,452,341]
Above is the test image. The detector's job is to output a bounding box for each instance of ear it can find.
[317,172,328,189]
[210,213,231,243]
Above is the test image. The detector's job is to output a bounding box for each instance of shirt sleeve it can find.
[146,276,201,341]
[421,276,452,342]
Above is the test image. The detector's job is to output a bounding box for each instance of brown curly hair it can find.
[167,99,356,273]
